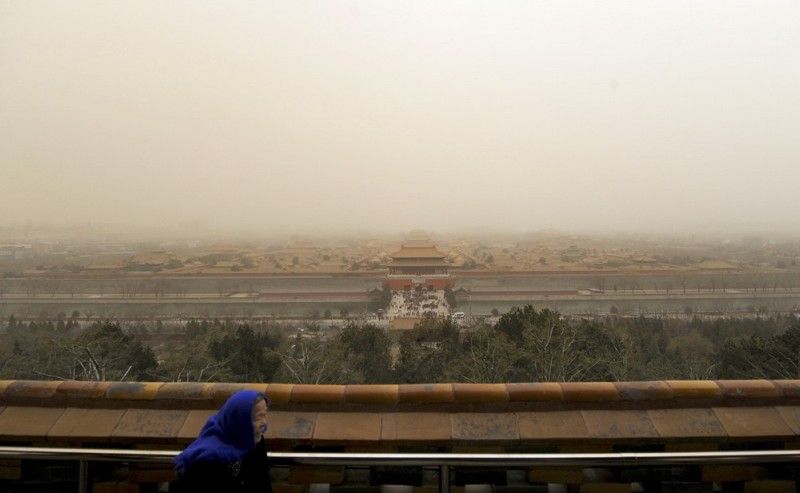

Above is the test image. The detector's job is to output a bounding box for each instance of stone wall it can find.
[1,380,800,491]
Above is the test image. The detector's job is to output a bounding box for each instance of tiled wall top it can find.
[3,405,800,446]
[0,380,797,410]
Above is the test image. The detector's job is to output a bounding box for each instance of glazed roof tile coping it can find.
[715,380,781,399]
[207,383,270,403]
[452,383,509,403]
[1,380,799,409]
[665,380,722,399]
[398,383,454,404]
[0,381,13,396]
[155,382,210,400]
[507,382,563,402]
[105,382,164,400]
[773,380,800,398]
[55,381,112,400]
[559,382,620,402]
[290,384,346,404]
[3,380,63,400]
[345,385,399,405]
[614,381,674,401]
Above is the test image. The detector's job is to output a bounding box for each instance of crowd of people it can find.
[387,285,450,319]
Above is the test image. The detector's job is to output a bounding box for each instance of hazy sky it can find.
[2,1,799,236]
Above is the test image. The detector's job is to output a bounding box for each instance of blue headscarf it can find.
[174,390,268,475]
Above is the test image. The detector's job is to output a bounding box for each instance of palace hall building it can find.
[386,231,453,290]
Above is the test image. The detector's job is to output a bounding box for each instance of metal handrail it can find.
[2,446,800,493]
[272,450,800,466]
[2,446,800,465]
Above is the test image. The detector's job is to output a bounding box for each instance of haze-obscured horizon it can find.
[2,1,799,237]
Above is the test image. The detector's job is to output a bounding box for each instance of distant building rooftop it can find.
[389,231,447,260]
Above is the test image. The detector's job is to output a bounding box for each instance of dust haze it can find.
[2,1,799,237]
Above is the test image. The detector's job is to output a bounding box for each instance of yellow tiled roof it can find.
[389,246,447,259]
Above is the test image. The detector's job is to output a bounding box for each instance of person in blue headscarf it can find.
[172,390,271,493]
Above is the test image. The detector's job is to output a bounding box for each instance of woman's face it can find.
[252,399,269,444]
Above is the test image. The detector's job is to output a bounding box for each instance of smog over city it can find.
[2,1,799,238]
[2,2,800,389]
[7,4,800,487]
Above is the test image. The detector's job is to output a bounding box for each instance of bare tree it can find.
[520,316,599,382]
[450,326,519,383]
[274,335,342,384]
[158,341,231,382]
